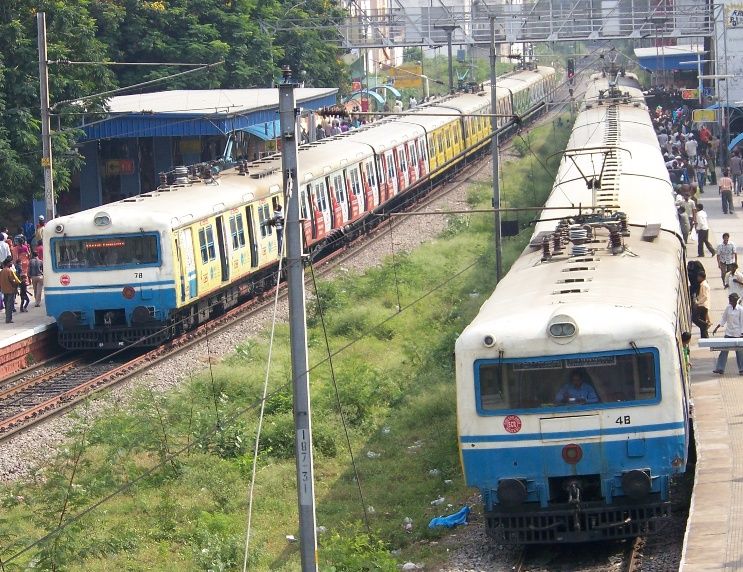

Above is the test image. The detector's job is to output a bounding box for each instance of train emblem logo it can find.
[503,415,522,433]
[60,274,71,286]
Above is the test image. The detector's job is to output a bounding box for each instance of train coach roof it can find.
[534,79,678,236]
[456,230,682,357]
[50,173,269,233]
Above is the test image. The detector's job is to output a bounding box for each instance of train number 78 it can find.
[615,415,631,425]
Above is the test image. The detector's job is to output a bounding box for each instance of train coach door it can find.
[179,229,197,299]
[385,150,398,196]
[215,216,230,282]
[312,180,331,237]
[331,171,350,223]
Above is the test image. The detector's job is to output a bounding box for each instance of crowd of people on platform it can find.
[311,95,428,143]
[0,216,45,324]
[651,90,743,373]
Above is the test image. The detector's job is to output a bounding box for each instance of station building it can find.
[59,87,337,215]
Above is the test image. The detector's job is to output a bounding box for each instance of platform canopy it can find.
[633,44,705,72]
[80,87,338,141]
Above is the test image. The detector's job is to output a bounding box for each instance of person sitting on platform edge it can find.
[555,369,599,405]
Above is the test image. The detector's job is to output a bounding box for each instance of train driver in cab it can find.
[555,368,599,405]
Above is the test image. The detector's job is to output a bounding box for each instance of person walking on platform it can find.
[719,168,735,214]
[0,259,20,324]
[693,271,712,338]
[695,154,708,190]
[726,263,743,300]
[712,293,743,374]
[28,250,43,307]
[731,150,743,195]
[717,232,738,287]
[695,204,716,257]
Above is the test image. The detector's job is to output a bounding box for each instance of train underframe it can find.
[486,495,670,544]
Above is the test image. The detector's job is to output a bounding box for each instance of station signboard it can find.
[692,109,718,123]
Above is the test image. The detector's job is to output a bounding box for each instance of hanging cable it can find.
[307,260,371,534]
[241,186,289,571]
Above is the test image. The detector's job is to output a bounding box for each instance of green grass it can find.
[0,115,572,571]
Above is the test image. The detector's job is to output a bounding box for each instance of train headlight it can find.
[549,322,576,337]
[621,470,651,500]
[497,479,527,507]
[483,334,496,347]
[93,212,111,226]
[561,443,583,464]
[122,286,136,300]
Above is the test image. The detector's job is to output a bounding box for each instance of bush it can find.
[320,524,398,571]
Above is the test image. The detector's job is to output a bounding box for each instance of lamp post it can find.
[434,22,459,94]
[650,16,668,88]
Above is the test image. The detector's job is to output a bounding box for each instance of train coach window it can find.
[258,204,271,238]
[476,349,659,413]
[198,226,216,263]
[229,214,246,249]
[52,234,159,270]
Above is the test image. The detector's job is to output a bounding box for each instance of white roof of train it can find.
[50,173,268,234]
[457,75,683,358]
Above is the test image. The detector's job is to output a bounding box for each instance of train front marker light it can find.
[483,335,496,347]
[497,479,527,507]
[621,470,651,500]
[122,286,136,300]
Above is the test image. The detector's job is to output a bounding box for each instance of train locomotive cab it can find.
[45,212,173,350]
[459,335,686,543]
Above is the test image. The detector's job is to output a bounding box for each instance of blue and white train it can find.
[43,66,556,350]
[455,72,691,543]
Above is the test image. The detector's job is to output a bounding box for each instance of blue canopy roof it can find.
[241,119,280,141]
[80,88,337,141]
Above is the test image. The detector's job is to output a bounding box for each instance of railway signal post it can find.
[279,66,318,571]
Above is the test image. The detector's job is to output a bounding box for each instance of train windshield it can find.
[51,234,160,270]
[476,349,659,413]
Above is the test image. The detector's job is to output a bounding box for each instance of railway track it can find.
[512,535,644,571]
[0,99,568,444]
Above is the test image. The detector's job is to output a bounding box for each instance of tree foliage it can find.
[0,0,346,210]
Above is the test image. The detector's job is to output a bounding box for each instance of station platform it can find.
[681,180,743,570]
[0,297,57,380]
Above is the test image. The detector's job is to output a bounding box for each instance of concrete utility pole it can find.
[434,22,459,94]
[489,16,502,281]
[37,12,55,221]
[279,66,318,572]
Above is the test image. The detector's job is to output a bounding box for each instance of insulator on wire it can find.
[552,231,563,253]
[618,212,629,236]
[541,236,551,261]
[238,162,246,175]
[609,227,623,254]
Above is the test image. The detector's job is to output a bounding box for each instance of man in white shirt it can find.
[726,263,743,299]
[695,203,716,257]
[685,136,698,161]
[712,293,743,374]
